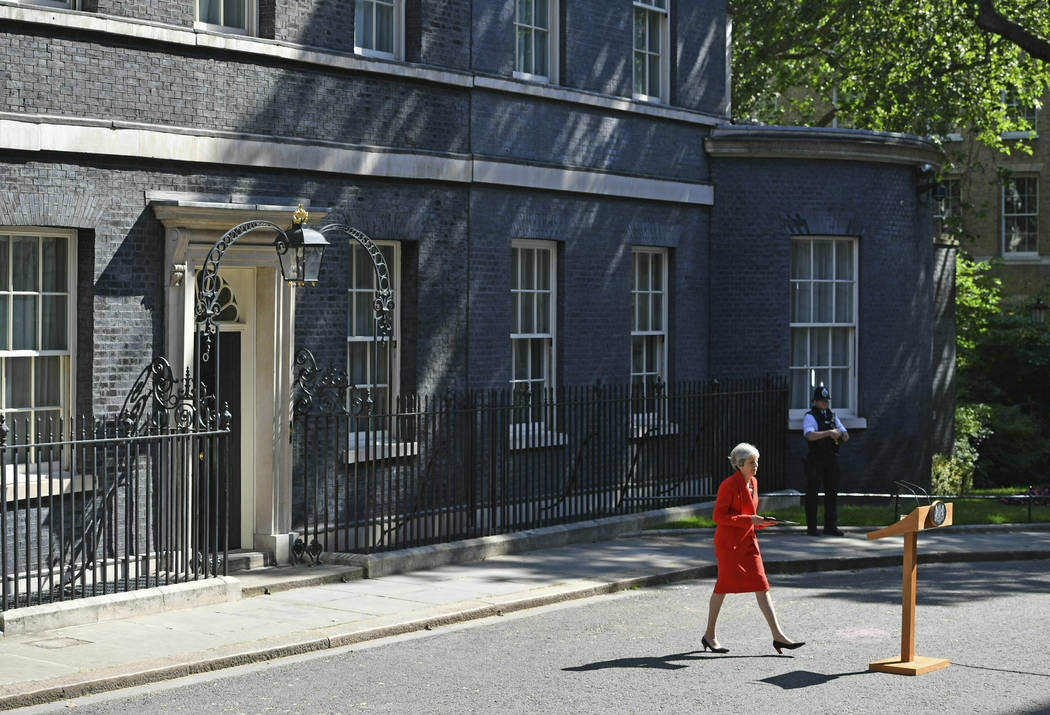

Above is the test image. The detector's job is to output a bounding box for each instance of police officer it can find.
[803,386,849,536]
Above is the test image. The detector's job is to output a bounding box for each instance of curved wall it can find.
[706,126,949,490]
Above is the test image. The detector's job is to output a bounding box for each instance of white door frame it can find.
[202,267,256,550]
[153,199,328,563]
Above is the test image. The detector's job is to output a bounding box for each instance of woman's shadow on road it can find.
[565,653,871,690]
[564,651,795,672]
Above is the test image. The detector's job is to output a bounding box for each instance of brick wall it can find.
[466,186,709,391]
[709,155,939,491]
[471,90,710,181]
[562,0,631,98]
[94,0,192,26]
[0,25,470,154]
[673,0,729,114]
[0,155,474,414]
[294,184,471,397]
[0,1,944,495]
[931,242,957,455]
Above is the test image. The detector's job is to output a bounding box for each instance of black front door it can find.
[199,331,242,550]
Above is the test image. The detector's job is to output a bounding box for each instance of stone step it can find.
[235,563,365,598]
[226,550,275,573]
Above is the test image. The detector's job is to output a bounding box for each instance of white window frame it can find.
[1001,176,1039,257]
[631,246,667,397]
[1,227,77,501]
[513,0,560,84]
[1002,91,1039,139]
[631,247,676,436]
[510,239,556,432]
[195,0,259,36]
[934,177,962,243]
[632,0,670,103]
[355,0,405,61]
[346,240,407,462]
[789,236,858,422]
[347,240,400,411]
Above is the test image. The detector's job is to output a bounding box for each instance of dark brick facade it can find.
[562,1,632,98]
[1,25,470,154]
[931,242,957,456]
[708,145,947,491]
[470,90,710,179]
[0,0,949,496]
[465,186,709,390]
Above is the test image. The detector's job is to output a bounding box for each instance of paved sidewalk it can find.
[1,521,1048,710]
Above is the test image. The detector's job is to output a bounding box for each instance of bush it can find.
[931,403,991,495]
[974,403,1048,488]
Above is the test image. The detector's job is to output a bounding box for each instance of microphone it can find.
[893,480,930,507]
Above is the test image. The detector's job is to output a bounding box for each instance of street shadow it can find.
[764,558,1050,608]
[953,662,1050,678]
[564,651,782,672]
[758,669,871,690]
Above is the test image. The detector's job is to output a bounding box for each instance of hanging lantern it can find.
[275,204,329,286]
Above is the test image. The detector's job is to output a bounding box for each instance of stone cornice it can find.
[0,113,714,206]
[705,125,944,169]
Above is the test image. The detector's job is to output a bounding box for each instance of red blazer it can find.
[712,469,770,593]
[713,470,766,536]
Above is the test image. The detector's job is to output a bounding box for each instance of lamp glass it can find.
[275,224,329,285]
[276,241,301,284]
[304,244,326,285]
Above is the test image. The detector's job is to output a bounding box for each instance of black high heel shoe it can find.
[773,639,805,654]
[701,636,729,654]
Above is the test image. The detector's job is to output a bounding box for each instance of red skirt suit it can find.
[712,470,770,594]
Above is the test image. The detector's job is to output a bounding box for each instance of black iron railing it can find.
[291,364,788,559]
[1,361,231,612]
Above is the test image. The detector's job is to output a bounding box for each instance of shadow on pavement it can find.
[774,559,1050,607]
[563,651,783,672]
[758,669,871,690]
[953,662,1050,678]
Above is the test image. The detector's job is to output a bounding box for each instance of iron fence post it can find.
[1,415,7,611]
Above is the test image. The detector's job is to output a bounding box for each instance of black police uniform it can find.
[804,388,844,535]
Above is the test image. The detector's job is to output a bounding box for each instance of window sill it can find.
[508,424,568,450]
[355,47,397,61]
[1000,252,1041,262]
[630,417,679,438]
[4,471,96,503]
[632,92,665,105]
[347,435,418,463]
[788,415,867,430]
[512,71,552,85]
[193,20,251,36]
[1001,131,1038,140]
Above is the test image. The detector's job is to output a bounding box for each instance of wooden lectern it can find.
[865,502,953,676]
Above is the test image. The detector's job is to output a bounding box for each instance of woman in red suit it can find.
[701,442,805,654]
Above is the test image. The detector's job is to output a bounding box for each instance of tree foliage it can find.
[953,258,1050,486]
[931,403,991,495]
[730,0,1050,147]
[954,253,1002,362]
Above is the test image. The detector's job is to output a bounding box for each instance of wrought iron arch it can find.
[324,224,395,340]
[325,224,396,414]
[196,219,284,363]
[290,224,397,565]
